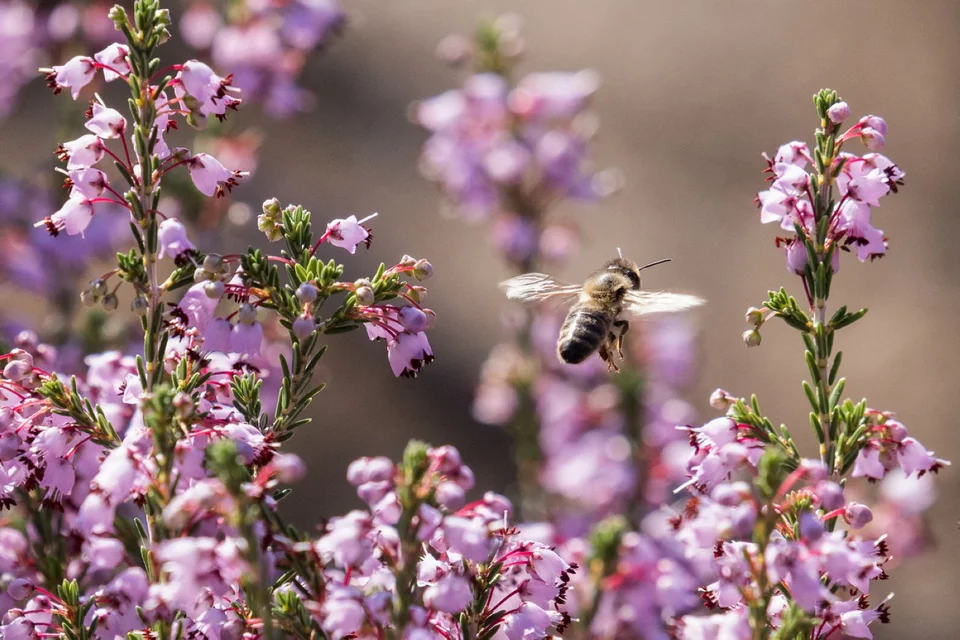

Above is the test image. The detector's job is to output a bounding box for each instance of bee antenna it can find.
[617,247,623,259]
[637,258,672,271]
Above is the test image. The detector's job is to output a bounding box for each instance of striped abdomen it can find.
[557,304,616,364]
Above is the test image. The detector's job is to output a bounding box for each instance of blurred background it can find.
[2,1,958,637]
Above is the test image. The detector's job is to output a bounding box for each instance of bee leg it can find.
[613,320,630,359]
[599,340,620,373]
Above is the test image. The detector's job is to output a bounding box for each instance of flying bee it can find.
[499,251,705,372]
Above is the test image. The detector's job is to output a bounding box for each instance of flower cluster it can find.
[414,15,618,268]
[756,102,904,274]
[279,442,577,639]
[179,0,346,118]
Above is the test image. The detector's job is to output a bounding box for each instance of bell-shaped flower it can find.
[60,133,104,169]
[47,196,95,236]
[158,217,195,259]
[49,56,96,99]
[186,153,244,197]
[325,213,377,254]
[386,331,434,378]
[67,167,108,199]
[85,102,126,139]
[93,43,130,82]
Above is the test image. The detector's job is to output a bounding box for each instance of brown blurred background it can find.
[3,1,959,637]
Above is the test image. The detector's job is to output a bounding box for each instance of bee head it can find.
[605,255,672,290]
[605,257,642,289]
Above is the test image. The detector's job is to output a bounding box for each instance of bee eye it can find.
[622,269,640,288]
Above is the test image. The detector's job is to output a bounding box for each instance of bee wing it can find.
[498,273,582,306]
[623,290,705,317]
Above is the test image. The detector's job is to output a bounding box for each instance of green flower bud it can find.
[80,289,97,307]
[742,329,762,348]
[745,306,765,328]
[202,253,223,272]
[102,293,118,312]
[355,286,375,306]
[131,296,149,316]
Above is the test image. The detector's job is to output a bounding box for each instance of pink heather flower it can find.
[93,43,130,82]
[202,317,232,353]
[441,516,494,562]
[422,572,473,613]
[842,170,890,206]
[82,535,125,570]
[61,134,104,169]
[757,188,812,230]
[48,196,95,236]
[385,331,434,378]
[501,602,562,640]
[774,141,810,168]
[676,609,751,639]
[316,511,375,567]
[179,60,238,117]
[186,153,244,197]
[230,321,264,358]
[50,55,96,99]
[346,456,395,486]
[325,213,377,254]
[836,199,886,261]
[67,167,108,198]
[177,283,220,331]
[121,372,143,405]
[510,70,600,120]
[222,422,267,464]
[852,446,885,480]
[859,115,888,136]
[85,102,126,139]
[483,140,531,184]
[271,453,307,484]
[827,101,851,124]
[843,502,874,529]
[897,437,946,476]
[320,587,367,638]
[860,128,885,151]
[157,218,195,259]
[784,237,808,275]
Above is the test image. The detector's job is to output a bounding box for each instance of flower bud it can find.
[797,510,824,542]
[744,306,764,328]
[292,316,315,341]
[355,286,375,306]
[814,481,845,511]
[101,293,118,311]
[858,115,887,135]
[296,283,318,303]
[861,128,885,151]
[3,359,31,382]
[826,101,850,124]
[400,254,416,267]
[238,303,257,325]
[742,329,762,348]
[131,295,149,315]
[423,308,437,330]
[7,578,33,601]
[799,459,828,483]
[193,267,210,282]
[709,388,735,412]
[409,285,428,303]
[173,391,193,417]
[843,502,873,529]
[413,259,434,281]
[90,278,107,298]
[398,306,428,333]
[80,288,97,307]
[202,253,223,272]
[262,198,281,216]
[272,453,307,484]
[204,280,225,299]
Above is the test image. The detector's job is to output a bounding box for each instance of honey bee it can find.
[499,251,704,372]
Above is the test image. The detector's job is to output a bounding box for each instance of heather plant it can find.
[0,4,948,640]
[0,2,575,638]
[414,19,947,640]
[0,0,346,352]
